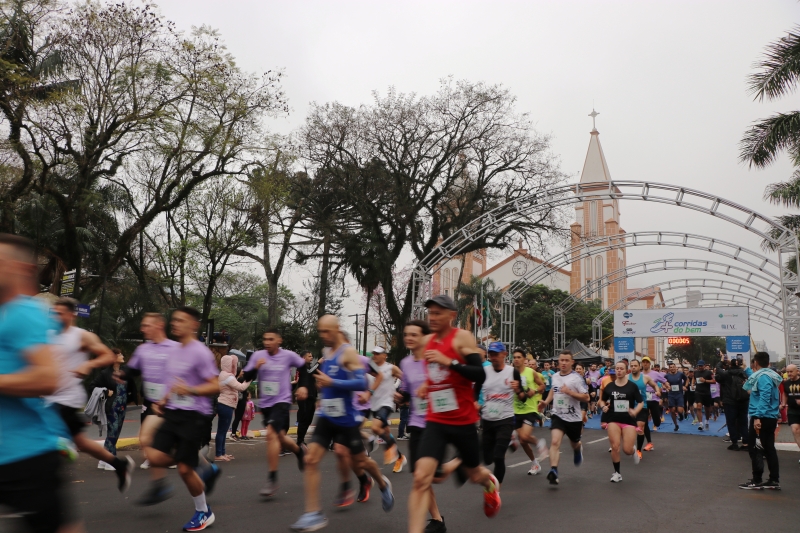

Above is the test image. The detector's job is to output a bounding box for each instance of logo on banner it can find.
[650,312,674,334]
[623,312,633,318]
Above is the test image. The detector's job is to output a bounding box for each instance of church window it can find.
[442,268,451,296]
[590,201,598,235]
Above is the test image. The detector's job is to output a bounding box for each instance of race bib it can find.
[554,393,569,413]
[697,378,704,384]
[260,381,279,396]
[690,386,696,391]
[671,384,680,392]
[545,376,551,386]
[646,392,653,401]
[321,398,345,417]
[143,382,165,401]
[412,396,428,414]
[429,388,458,413]
[521,376,528,388]
[614,399,628,413]
[171,393,193,408]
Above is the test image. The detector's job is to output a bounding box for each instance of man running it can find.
[685,367,696,418]
[46,297,134,491]
[540,361,555,418]
[693,360,716,431]
[600,360,643,482]
[629,359,660,458]
[242,327,306,497]
[408,295,501,533]
[664,362,687,431]
[145,307,221,531]
[780,364,800,456]
[291,315,394,532]
[641,356,666,432]
[538,350,590,485]
[367,346,406,472]
[479,343,517,487]
[0,234,84,533]
[510,348,547,474]
[295,350,318,448]
[587,363,601,416]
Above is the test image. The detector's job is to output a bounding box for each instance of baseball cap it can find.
[696,360,705,366]
[641,356,651,363]
[608,367,616,375]
[372,346,386,355]
[488,341,506,353]
[424,294,457,311]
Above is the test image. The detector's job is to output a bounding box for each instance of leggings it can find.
[240,419,251,437]
[647,401,662,428]
[231,395,247,435]
[481,421,513,483]
[296,399,316,445]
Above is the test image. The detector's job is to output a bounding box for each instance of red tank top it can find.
[424,327,479,425]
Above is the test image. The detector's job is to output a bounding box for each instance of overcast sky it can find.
[157,0,798,354]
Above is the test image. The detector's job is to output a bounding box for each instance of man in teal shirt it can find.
[739,351,781,491]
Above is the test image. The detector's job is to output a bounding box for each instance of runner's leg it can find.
[549,429,564,468]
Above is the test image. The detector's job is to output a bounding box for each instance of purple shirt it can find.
[587,370,601,388]
[164,340,219,416]
[644,370,667,400]
[352,355,372,412]
[244,348,305,408]
[710,383,721,399]
[127,339,180,402]
[400,354,427,428]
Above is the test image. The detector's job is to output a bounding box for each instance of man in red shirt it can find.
[408,295,501,533]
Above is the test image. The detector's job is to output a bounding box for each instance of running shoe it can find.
[633,447,640,465]
[704,422,709,430]
[674,424,679,432]
[535,438,548,459]
[697,425,704,431]
[380,476,395,512]
[527,461,541,475]
[384,445,400,465]
[136,480,174,506]
[397,435,410,441]
[573,444,583,467]
[357,476,372,502]
[546,468,559,485]
[738,479,763,490]
[57,437,78,462]
[140,459,150,470]
[610,472,623,483]
[482,474,501,518]
[366,439,374,456]
[333,487,356,507]
[727,444,741,451]
[643,443,654,451]
[183,506,214,531]
[392,454,407,473]
[201,463,221,495]
[115,456,135,493]
[290,511,328,532]
[758,480,781,490]
[508,431,519,453]
[296,446,306,472]
[652,425,658,432]
[425,517,446,533]
[98,460,109,469]
[260,479,278,497]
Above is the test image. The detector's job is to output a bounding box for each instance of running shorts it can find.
[787,412,800,426]
[54,403,88,437]
[311,416,365,456]
[514,412,540,429]
[549,415,583,443]
[151,409,209,468]
[695,393,712,408]
[481,419,514,465]
[0,451,77,533]
[417,421,481,469]
[408,425,425,472]
[141,398,155,422]
[685,391,695,405]
[667,394,684,408]
[261,403,291,432]
[636,407,650,423]
[372,406,393,426]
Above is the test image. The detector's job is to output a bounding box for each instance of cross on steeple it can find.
[589,108,599,131]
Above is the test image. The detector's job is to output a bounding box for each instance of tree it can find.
[454,275,500,336]
[666,337,726,367]
[342,228,386,355]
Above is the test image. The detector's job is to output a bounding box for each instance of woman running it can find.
[600,360,644,483]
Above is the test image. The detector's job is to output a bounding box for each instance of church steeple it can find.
[579,109,612,184]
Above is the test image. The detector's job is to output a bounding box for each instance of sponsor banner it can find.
[726,335,751,368]
[60,269,76,297]
[613,337,634,364]
[613,307,749,338]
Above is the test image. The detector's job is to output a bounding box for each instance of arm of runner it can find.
[539,387,554,409]
[424,329,486,385]
[0,344,60,397]
[533,372,545,394]
[391,364,403,379]
[172,375,220,397]
[629,388,644,417]
[73,331,116,377]
[645,375,661,397]
[327,346,368,391]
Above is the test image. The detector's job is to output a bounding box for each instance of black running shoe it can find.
[115,456,135,493]
[136,480,175,506]
[425,517,447,533]
[296,446,305,472]
[738,479,762,490]
[758,480,781,490]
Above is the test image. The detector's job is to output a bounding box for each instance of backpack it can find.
[731,371,749,403]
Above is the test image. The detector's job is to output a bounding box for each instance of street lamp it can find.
[348,314,363,354]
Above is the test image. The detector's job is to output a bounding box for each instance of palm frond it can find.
[763,171,800,208]
[762,214,800,251]
[739,111,800,167]
[749,27,800,101]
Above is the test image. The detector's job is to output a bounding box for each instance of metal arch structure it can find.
[552,258,781,355]
[497,231,790,352]
[655,296,786,330]
[410,181,800,363]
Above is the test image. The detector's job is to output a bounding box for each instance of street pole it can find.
[97,274,107,339]
[348,314,363,353]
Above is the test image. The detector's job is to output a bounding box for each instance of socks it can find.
[613,461,620,474]
[269,471,277,483]
[358,473,369,486]
[385,432,396,447]
[551,466,558,474]
[637,434,645,450]
[644,424,652,443]
[192,492,208,513]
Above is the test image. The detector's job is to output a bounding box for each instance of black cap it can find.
[424,294,457,311]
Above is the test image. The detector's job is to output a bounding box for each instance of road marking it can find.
[587,436,609,444]
[508,461,530,468]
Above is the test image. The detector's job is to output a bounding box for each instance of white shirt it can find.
[46,326,88,408]
[481,365,515,422]
[371,362,397,410]
[550,371,588,423]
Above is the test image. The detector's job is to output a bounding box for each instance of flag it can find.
[474,295,482,327]
[482,295,491,330]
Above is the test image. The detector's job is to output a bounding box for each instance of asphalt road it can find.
[5,426,797,533]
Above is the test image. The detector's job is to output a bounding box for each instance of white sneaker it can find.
[633,447,640,465]
[527,461,541,475]
[535,439,548,459]
[103,462,116,471]
[140,460,150,470]
[608,447,612,453]
[98,461,109,470]
[610,472,623,483]
[169,465,177,469]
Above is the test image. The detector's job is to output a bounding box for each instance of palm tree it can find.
[454,276,501,338]
[341,228,385,355]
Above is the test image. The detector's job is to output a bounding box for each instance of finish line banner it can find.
[614,307,749,337]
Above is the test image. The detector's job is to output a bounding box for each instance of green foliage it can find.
[454,275,501,335]
[666,337,726,367]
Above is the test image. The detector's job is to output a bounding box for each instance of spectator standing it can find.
[715,358,749,450]
[216,354,251,461]
[95,348,138,469]
[294,350,318,447]
[739,351,782,490]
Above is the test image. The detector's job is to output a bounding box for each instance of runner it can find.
[540,361,555,419]
[0,233,84,533]
[537,350,590,485]
[510,348,547,475]
[780,364,800,456]
[575,363,590,424]
[408,295,501,533]
[366,346,406,472]
[587,363,602,416]
[599,360,643,482]
[526,356,545,427]
[641,356,666,432]
[664,362,687,431]
[693,360,716,431]
[241,327,306,497]
[291,315,394,532]
[46,297,135,492]
[480,343,516,487]
[628,359,660,457]
[684,367,697,419]
[144,307,222,531]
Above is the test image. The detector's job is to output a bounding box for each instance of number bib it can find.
[690,386,696,391]
[697,378,705,384]
[143,382,165,401]
[260,381,279,396]
[554,393,569,413]
[321,398,345,417]
[171,393,193,408]
[429,388,458,413]
[671,384,680,392]
[614,399,628,413]
[412,396,428,414]
[484,403,502,419]
[646,392,653,401]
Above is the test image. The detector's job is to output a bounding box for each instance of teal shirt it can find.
[0,296,66,465]
[630,373,648,410]
[748,372,780,419]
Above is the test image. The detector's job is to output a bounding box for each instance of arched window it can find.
[590,200,598,235]
[585,257,593,299]
[443,268,451,296]
[452,267,460,290]
[595,255,603,280]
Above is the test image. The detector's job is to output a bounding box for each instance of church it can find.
[433,111,663,356]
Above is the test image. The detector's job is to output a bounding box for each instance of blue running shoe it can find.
[380,475,395,512]
[290,511,328,532]
[183,507,214,531]
[546,468,559,485]
[574,444,583,467]
[136,480,174,506]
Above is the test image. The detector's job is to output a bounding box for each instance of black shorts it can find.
[514,412,540,429]
[151,409,209,468]
[668,394,684,408]
[695,393,712,407]
[549,415,583,443]
[685,391,695,405]
[372,405,393,426]
[0,452,77,533]
[417,421,481,469]
[788,411,800,426]
[588,385,597,398]
[408,426,425,472]
[55,403,87,437]
[261,403,291,433]
[141,398,156,422]
[481,419,514,464]
[636,407,650,423]
[311,416,365,455]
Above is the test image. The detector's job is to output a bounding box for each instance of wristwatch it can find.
[450,360,460,369]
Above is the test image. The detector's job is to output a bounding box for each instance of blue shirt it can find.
[319,346,366,427]
[748,372,780,419]
[478,360,491,406]
[0,296,67,465]
[541,369,555,390]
